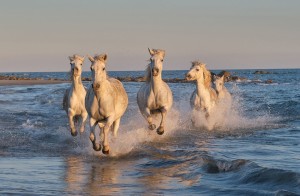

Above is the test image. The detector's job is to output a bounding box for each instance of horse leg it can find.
[112,118,120,137]
[89,118,101,151]
[79,111,88,133]
[68,108,77,136]
[157,107,167,135]
[98,122,105,142]
[102,116,114,155]
[144,107,156,130]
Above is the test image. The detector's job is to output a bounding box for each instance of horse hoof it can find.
[148,124,156,130]
[157,127,164,135]
[102,146,109,155]
[71,130,78,137]
[93,143,101,151]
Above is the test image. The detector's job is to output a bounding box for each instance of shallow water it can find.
[0,69,299,195]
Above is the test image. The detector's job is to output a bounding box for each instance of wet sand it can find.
[0,80,68,86]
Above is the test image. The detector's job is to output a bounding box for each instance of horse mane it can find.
[69,54,84,62]
[92,54,109,79]
[144,49,165,82]
[151,49,165,58]
[145,63,151,82]
[191,61,212,88]
[93,54,107,62]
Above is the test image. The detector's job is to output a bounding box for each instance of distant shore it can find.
[0,79,67,86]
[0,69,275,86]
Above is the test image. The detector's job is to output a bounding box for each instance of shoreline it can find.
[0,79,68,86]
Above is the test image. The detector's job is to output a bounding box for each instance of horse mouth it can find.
[185,75,193,81]
[152,72,159,77]
[92,83,101,90]
[152,67,159,76]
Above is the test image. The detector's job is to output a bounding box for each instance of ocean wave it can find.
[239,164,300,189]
[201,157,249,173]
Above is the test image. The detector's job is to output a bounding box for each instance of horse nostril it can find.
[152,68,159,73]
[186,74,191,79]
[93,83,100,89]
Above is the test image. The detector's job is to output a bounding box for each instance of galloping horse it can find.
[63,54,88,136]
[214,75,231,100]
[214,74,232,116]
[137,48,173,135]
[185,61,217,129]
[85,54,128,154]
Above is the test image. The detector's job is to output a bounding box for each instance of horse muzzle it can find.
[152,67,159,77]
[72,68,79,76]
[92,83,100,91]
[185,74,192,81]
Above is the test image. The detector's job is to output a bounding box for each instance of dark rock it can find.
[265,79,273,84]
[254,70,271,74]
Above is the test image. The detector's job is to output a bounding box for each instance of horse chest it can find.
[69,92,85,111]
[147,91,164,109]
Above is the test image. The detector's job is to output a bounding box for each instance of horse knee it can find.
[79,125,85,133]
[89,132,95,142]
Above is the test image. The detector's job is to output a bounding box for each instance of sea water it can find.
[0,69,299,195]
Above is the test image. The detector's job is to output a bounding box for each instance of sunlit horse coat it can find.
[85,54,128,154]
[63,54,88,136]
[137,48,173,135]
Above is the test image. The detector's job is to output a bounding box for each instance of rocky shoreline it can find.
[0,70,274,84]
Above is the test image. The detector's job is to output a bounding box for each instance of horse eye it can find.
[103,67,105,71]
[196,69,200,71]
[80,63,83,66]
[161,59,164,62]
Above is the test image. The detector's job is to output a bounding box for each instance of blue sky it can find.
[0,0,299,72]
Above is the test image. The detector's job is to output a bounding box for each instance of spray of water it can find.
[63,83,280,157]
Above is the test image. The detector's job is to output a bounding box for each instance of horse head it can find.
[88,54,108,91]
[69,55,84,77]
[214,75,225,92]
[185,61,207,81]
[148,48,165,77]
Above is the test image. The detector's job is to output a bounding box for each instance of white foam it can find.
[21,119,43,129]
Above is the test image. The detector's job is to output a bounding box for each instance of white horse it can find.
[63,54,88,136]
[137,48,173,135]
[85,54,128,154]
[214,75,231,101]
[185,61,217,129]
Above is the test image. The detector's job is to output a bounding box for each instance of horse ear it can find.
[103,54,108,62]
[88,55,94,62]
[221,75,225,81]
[68,56,74,62]
[148,48,155,56]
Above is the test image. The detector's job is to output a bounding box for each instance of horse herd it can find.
[63,48,231,155]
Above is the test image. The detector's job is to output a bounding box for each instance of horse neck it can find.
[93,78,110,98]
[71,76,83,91]
[150,74,163,93]
[196,78,209,96]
